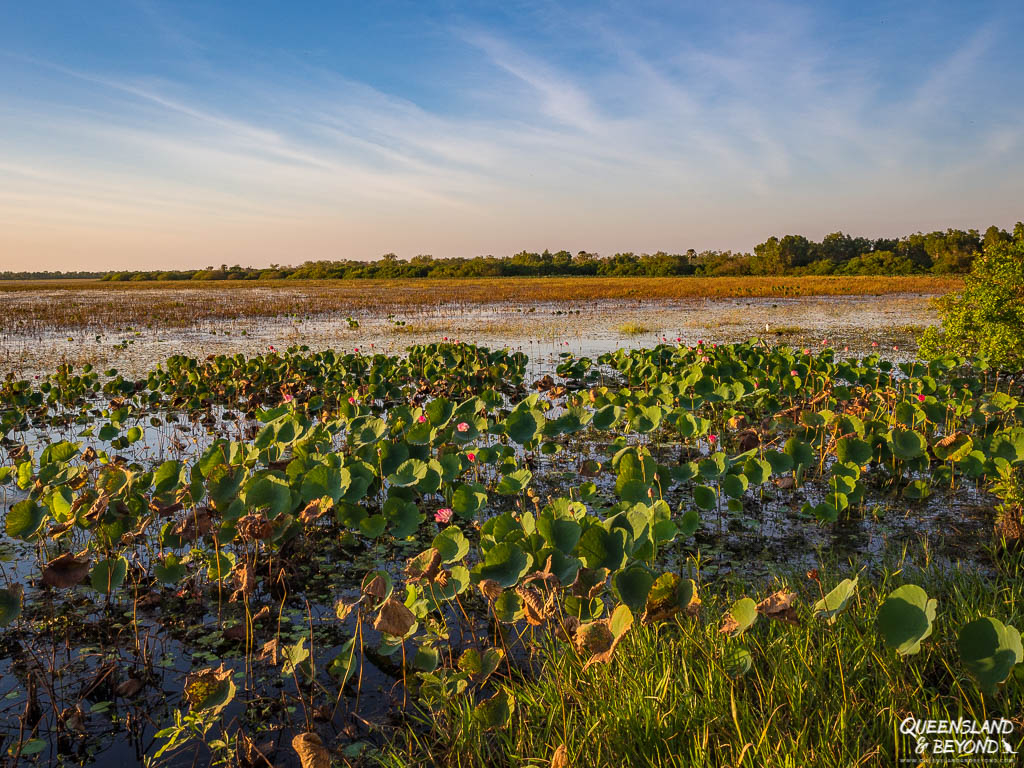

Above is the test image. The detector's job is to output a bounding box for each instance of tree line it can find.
[3,223,1021,281]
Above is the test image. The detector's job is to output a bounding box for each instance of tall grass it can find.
[378,551,1023,768]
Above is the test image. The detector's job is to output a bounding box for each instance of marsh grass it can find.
[379,551,1023,768]
[618,321,652,335]
[0,276,959,334]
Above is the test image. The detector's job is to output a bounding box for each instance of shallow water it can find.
[0,294,935,381]
[0,290,959,767]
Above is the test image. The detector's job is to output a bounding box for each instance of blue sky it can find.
[1,0,1022,270]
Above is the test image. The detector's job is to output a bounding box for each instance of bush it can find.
[920,237,1024,370]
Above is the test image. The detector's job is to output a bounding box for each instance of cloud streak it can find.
[0,0,1022,270]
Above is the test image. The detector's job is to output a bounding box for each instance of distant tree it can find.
[984,225,1011,250]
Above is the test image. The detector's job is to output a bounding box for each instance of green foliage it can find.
[920,237,1024,369]
[876,585,936,656]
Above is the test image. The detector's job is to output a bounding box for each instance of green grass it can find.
[376,550,1023,768]
[618,321,652,335]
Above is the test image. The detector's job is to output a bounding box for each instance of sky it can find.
[1,1,1023,271]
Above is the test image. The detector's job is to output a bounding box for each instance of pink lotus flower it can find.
[466,452,476,462]
[697,339,704,345]
[791,370,799,377]
[843,346,849,352]
[893,345,899,351]
[417,414,426,423]
[802,348,811,355]
[708,434,717,444]
[701,355,710,363]
[435,508,453,524]
[456,421,469,432]
[675,337,681,342]
[282,393,293,403]
[871,342,879,347]
[354,347,359,353]
[917,394,926,403]
[348,396,356,404]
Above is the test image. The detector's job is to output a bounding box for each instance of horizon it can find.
[2,1,1023,271]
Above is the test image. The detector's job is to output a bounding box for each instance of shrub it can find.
[920,237,1024,370]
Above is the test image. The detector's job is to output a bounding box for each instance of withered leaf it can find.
[230,562,256,602]
[291,731,331,768]
[570,567,608,599]
[85,493,110,523]
[515,585,546,627]
[405,548,442,582]
[48,520,76,540]
[115,677,144,697]
[258,638,281,665]
[373,597,416,637]
[251,605,272,623]
[42,552,91,588]
[755,590,798,624]
[362,574,388,602]
[478,579,503,601]
[299,498,332,525]
[574,621,613,656]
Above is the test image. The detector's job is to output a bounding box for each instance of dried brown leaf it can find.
[515,585,546,627]
[291,731,331,768]
[373,597,416,637]
[42,552,91,588]
[478,579,503,601]
[756,590,798,624]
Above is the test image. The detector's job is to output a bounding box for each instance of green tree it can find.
[920,238,1024,369]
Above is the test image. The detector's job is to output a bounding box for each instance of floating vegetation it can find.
[0,337,1020,765]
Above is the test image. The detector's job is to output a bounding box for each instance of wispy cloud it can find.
[0,0,1022,269]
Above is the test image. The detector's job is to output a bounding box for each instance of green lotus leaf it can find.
[723,597,758,636]
[451,483,487,519]
[958,617,1023,695]
[387,458,428,488]
[5,500,45,540]
[813,576,858,624]
[536,515,582,555]
[91,556,128,594]
[474,542,532,588]
[505,408,545,445]
[723,645,753,678]
[0,587,22,627]
[432,526,470,563]
[693,485,717,511]
[612,565,655,612]
[877,584,936,656]
[890,429,926,460]
[473,689,515,730]
[836,436,872,465]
